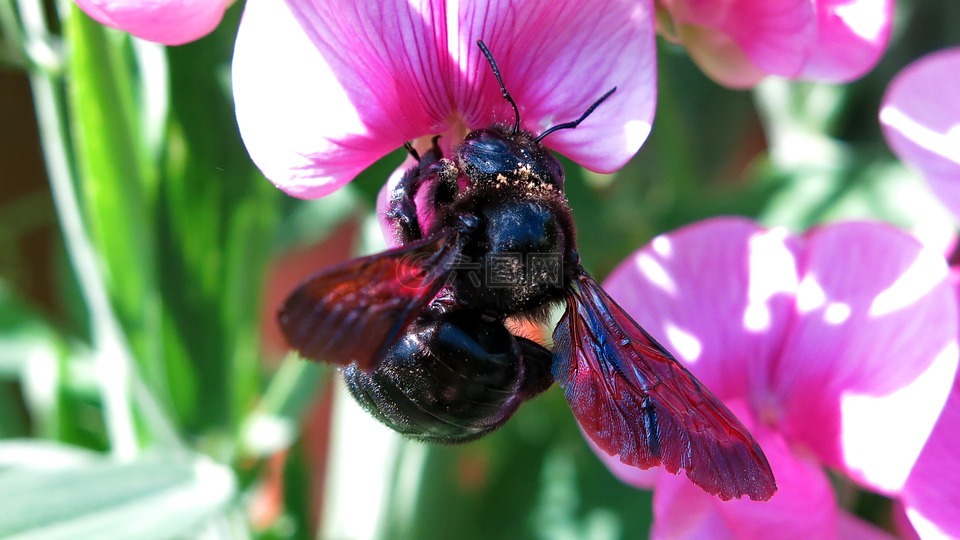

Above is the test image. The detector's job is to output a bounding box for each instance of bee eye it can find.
[464,129,510,153]
[541,154,564,186]
[459,129,516,175]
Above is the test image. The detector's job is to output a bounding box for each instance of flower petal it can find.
[836,512,898,540]
[234,0,656,198]
[463,0,657,172]
[603,217,800,401]
[233,0,425,197]
[73,0,229,46]
[774,222,958,493]
[901,375,960,539]
[799,0,894,82]
[650,425,839,540]
[880,48,960,220]
[605,219,959,495]
[660,0,815,87]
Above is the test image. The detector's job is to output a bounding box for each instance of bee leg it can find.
[385,167,427,243]
[385,137,446,244]
[515,336,555,398]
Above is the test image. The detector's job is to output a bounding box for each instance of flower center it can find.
[442,113,470,148]
[754,392,785,428]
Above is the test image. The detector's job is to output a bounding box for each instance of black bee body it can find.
[346,127,571,443]
[279,41,776,500]
[343,311,553,442]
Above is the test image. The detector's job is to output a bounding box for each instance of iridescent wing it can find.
[552,271,776,501]
[279,229,461,372]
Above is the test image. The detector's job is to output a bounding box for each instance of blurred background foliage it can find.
[0,0,957,538]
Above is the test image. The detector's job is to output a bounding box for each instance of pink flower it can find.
[900,384,960,539]
[655,0,893,87]
[881,48,960,221]
[596,217,958,537]
[232,0,656,199]
[899,295,960,538]
[73,0,232,46]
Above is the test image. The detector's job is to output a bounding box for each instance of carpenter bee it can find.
[279,41,776,501]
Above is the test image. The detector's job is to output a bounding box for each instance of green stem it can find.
[753,79,846,170]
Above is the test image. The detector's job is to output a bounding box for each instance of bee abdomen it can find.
[343,312,548,443]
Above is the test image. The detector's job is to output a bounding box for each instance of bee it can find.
[279,41,776,501]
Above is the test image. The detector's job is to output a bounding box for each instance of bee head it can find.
[457,127,565,188]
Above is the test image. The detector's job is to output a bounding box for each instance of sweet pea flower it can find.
[881,48,960,222]
[232,0,656,198]
[899,368,960,539]
[73,0,232,46]
[881,54,960,537]
[898,261,960,539]
[595,217,957,538]
[655,0,893,87]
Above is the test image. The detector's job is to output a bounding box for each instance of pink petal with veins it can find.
[471,0,656,172]
[233,0,380,197]
[234,0,655,198]
[73,0,229,45]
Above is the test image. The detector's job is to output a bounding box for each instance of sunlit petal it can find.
[233,0,391,197]
[659,0,815,87]
[604,217,799,400]
[773,223,958,492]
[800,0,893,81]
[881,48,960,220]
[469,0,656,171]
[234,0,656,197]
[901,376,960,539]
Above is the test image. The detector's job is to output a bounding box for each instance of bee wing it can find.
[552,271,776,501]
[278,229,461,372]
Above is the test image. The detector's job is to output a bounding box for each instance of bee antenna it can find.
[477,40,521,135]
[402,141,421,161]
[534,87,617,143]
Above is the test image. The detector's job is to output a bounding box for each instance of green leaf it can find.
[155,8,282,436]
[0,441,237,539]
[64,7,166,417]
[65,6,158,333]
